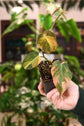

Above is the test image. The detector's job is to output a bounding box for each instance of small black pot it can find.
[42,79,55,94]
[38,61,55,94]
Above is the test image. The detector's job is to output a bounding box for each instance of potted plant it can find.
[23,2,82,95]
[23,30,72,94]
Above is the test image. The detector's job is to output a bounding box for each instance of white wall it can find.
[66,7,84,22]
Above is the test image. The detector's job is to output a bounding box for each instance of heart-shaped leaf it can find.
[23,52,41,70]
[37,30,57,53]
[39,14,52,30]
[44,14,53,30]
[52,60,72,94]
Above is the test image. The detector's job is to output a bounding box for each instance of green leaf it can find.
[44,14,53,30]
[40,112,48,116]
[2,18,23,35]
[57,21,70,42]
[22,37,27,42]
[31,47,39,53]
[39,14,52,30]
[0,62,14,73]
[57,19,82,42]
[26,34,36,39]
[2,19,33,36]
[67,19,82,42]
[1,72,14,83]
[52,60,72,94]
[37,30,57,53]
[64,55,80,68]
[23,52,41,70]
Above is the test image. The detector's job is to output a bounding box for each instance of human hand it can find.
[38,78,79,110]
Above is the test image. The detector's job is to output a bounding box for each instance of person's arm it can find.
[71,87,84,125]
[38,79,84,125]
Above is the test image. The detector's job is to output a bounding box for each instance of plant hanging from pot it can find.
[23,2,82,95]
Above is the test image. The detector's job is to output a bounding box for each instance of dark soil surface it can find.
[38,61,52,82]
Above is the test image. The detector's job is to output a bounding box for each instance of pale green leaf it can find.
[52,60,72,94]
[23,52,41,70]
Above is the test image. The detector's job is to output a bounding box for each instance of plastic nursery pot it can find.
[38,60,55,94]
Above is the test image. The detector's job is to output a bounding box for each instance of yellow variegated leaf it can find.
[51,60,72,94]
[23,52,41,70]
[43,30,56,38]
[46,36,57,52]
[37,30,57,53]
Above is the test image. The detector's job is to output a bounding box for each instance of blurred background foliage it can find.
[0,0,84,126]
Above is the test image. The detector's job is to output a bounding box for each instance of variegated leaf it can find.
[52,60,72,94]
[23,52,41,70]
[37,30,57,53]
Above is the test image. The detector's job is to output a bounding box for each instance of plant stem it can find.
[51,10,66,30]
[51,7,60,16]
[42,52,50,62]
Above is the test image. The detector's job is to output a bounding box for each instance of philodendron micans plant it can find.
[23,2,82,94]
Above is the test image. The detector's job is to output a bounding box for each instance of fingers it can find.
[38,78,46,96]
[47,88,60,101]
[47,88,61,108]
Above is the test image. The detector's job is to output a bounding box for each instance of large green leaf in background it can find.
[2,19,33,36]
[37,30,57,53]
[23,52,41,70]
[52,60,72,94]
[64,55,84,79]
[64,55,80,68]
[2,7,38,36]
[57,19,82,42]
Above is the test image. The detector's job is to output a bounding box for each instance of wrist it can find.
[72,84,79,110]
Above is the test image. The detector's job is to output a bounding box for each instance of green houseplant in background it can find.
[0,0,84,126]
